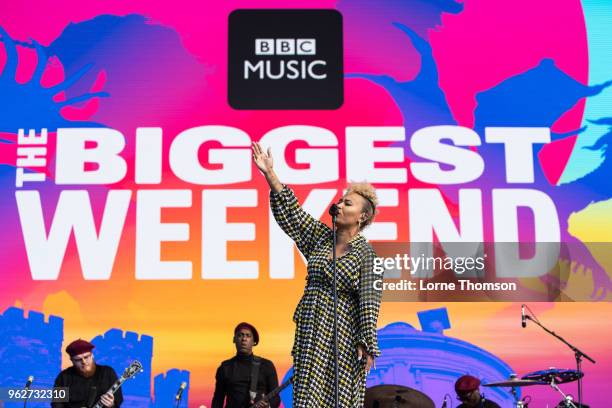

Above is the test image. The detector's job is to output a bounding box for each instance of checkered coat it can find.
[270,186,382,407]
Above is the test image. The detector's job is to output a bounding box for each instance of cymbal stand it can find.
[510,387,524,408]
[525,312,595,406]
[548,377,577,408]
[507,373,524,408]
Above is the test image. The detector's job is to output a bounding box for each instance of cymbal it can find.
[484,378,547,387]
[365,384,435,408]
[522,368,584,384]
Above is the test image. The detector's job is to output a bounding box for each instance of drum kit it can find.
[364,306,594,408]
[364,368,587,408]
[364,384,435,408]
[483,368,587,408]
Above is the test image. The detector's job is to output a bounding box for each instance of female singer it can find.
[252,142,383,407]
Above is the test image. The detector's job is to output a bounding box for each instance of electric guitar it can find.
[249,376,293,408]
[88,360,143,408]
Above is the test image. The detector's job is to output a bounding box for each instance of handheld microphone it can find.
[328,204,339,217]
[25,376,34,390]
[521,304,526,328]
[175,382,187,401]
[441,394,448,408]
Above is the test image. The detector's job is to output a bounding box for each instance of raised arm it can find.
[252,142,330,260]
[252,141,283,194]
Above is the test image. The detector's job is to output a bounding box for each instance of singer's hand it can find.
[252,400,270,408]
[252,142,274,174]
[357,344,374,373]
[252,141,283,193]
[100,392,114,407]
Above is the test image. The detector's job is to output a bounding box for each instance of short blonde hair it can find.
[345,182,378,229]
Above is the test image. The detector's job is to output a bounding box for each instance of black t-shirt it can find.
[52,364,123,407]
[212,354,280,408]
[457,398,501,408]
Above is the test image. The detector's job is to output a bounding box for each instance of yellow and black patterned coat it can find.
[270,185,382,408]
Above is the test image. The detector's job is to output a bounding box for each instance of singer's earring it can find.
[359,215,366,229]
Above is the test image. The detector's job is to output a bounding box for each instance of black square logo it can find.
[228,9,343,110]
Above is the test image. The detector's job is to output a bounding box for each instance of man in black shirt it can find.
[455,375,501,408]
[52,339,123,408]
[212,322,280,408]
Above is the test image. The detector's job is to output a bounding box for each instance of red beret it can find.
[66,339,95,357]
[455,375,481,394]
[234,322,259,344]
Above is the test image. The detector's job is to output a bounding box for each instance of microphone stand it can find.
[23,377,33,408]
[525,315,595,406]
[330,205,339,408]
[175,384,186,408]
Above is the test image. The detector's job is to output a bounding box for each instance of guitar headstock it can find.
[122,360,143,380]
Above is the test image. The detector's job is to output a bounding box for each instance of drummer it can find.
[455,375,501,408]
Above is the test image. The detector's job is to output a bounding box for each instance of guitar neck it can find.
[108,378,125,396]
[91,377,125,408]
[261,377,293,403]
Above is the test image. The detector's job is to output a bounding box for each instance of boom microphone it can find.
[441,394,448,408]
[25,376,34,390]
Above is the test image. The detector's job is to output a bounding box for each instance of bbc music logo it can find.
[245,38,327,80]
[254,39,316,56]
[228,9,343,110]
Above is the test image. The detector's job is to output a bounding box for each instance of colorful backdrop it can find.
[1,0,611,407]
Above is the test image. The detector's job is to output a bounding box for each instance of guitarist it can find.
[212,323,280,408]
[52,339,123,407]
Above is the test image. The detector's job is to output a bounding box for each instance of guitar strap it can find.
[249,356,262,402]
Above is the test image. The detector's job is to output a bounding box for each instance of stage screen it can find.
[1,1,611,407]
